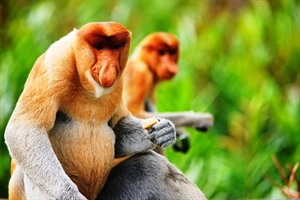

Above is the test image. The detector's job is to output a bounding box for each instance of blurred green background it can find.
[0,0,299,199]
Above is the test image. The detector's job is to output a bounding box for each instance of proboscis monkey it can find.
[123,32,213,154]
[5,22,177,199]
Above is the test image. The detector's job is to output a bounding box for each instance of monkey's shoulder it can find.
[125,60,148,75]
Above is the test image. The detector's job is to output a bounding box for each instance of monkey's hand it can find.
[147,118,176,148]
[113,116,176,158]
[191,112,214,132]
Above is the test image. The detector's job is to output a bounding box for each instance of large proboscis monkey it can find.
[5,22,178,199]
[123,32,213,154]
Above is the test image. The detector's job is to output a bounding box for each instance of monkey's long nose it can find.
[163,64,178,79]
[168,64,178,75]
[99,65,117,88]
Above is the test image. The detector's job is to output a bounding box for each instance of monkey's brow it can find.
[144,44,177,51]
[93,32,129,43]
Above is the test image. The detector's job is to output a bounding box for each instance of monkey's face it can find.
[74,22,131,97]
[141,33,179,81]
[153,47,178,80]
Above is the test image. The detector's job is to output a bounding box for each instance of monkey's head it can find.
[74,22,131,97]
[138,32,179,81]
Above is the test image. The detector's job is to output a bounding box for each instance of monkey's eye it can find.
[112,44,121,49]
[93,43,104,50]
[158,49,166,56]
[169,49,177,55]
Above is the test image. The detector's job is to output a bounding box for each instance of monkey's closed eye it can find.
[169,49,177,55]
[112,41,126,49]
[112,44,121,49]
[93,43,104,50]
[158,49,166,56]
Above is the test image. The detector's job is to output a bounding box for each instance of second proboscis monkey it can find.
[123,32,213,154]
[5,22,176,199]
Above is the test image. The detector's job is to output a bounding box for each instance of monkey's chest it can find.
[49,118,115,198]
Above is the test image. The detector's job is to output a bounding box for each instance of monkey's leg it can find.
[97,151,206,200]
[9,167,25,200]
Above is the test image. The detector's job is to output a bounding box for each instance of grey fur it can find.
[114,116,176,158]
[97,151,206,200]
[101,115,207,200]
[144,100,213,131]
[5,121,86,199]
[5,111,177,199]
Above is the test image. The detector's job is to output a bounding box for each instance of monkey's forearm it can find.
[143,100,213,130]
[113,116,155,158]
[5,122,85,200]
[143,111,213,130]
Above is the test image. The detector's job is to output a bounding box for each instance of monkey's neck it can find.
[59,83,123,122]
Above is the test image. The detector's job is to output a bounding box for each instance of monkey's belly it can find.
[49,121,115,199]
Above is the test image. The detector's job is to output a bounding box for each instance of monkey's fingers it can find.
[149,118,175,130]
[149,125,174,140]
[149,125,176,147]
[157,134,177,148]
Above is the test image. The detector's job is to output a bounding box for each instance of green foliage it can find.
[0,0,299,198]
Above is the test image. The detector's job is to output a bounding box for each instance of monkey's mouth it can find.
[161,71,175,80]
[85,70,116,98]
[92,65,118,88]
[91,71,117,88]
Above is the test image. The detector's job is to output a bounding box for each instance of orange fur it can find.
[112,155,132,167]
[8,22,132,199]
[123,32,179,118]
[123,33,213,157]
[10,160,16,176]
[123,32,179,155]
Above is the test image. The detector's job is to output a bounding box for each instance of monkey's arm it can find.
[113,115,176,158]
[144,99,213,131]
[6,123,86,199]
[145,99,191,153]
[5,64,86,199]
[125,63,213,131]
[142,109,213,131]
[5,112,85,199]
